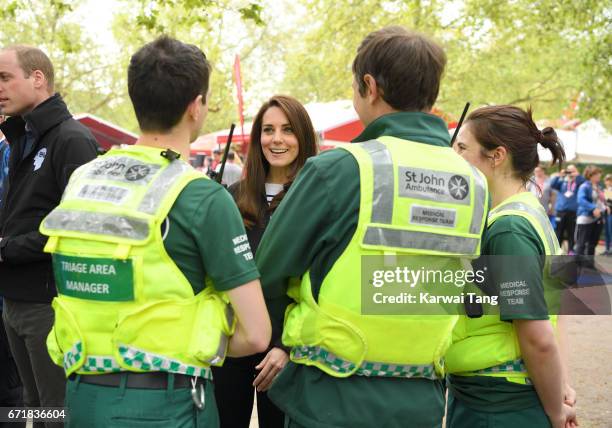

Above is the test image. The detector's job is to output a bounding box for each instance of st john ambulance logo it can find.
[448,175,469,200]
[399,167,471,206]
[124,164,151,181]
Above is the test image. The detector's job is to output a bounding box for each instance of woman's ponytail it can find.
[538,126,565,167]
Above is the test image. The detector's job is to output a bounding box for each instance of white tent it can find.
[538,119,612,164]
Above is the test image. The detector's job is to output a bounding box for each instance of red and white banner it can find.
[233,54,245,136]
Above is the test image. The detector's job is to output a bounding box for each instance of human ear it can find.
[189,95,203,120]
[363,74,379,103]
[31,70,46,90]
[492,146,507,167]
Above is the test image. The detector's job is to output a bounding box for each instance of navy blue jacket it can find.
[550,174,586,212]
[577,181,602,218]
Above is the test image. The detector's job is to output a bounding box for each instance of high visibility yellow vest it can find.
[445,191,561,384]
[282,137,489,379]
[40,145,235,379]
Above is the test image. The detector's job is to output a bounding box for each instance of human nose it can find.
[272,128,283,143]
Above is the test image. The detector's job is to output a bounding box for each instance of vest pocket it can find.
[284,301,367,377]
[48,297,87,375]
[113,291,232,368]
[46,325,64,367]
[188,292,235,365]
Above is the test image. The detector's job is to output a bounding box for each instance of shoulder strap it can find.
[489,200,559,255]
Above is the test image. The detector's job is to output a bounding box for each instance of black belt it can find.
[68,371,206,389]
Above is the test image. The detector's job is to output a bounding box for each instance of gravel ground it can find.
[567,314,612,428]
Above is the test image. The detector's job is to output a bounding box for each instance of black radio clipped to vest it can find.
[161,149,181,161]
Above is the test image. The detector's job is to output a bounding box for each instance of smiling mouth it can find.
[270,148,288,154]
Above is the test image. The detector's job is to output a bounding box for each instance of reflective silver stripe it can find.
[491,202,558,253]
[43,209,149,241]
[359,142,485,238]
[85,156,161,185]
[225,304,235,329]
[138,160,194,214]
[469,165,487,234]
[44,160,194,240]
[364,226,479,255]
[209,333,229,365]
[205,304,234,365]
[360,140,394,224]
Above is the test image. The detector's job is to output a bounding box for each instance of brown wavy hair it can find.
[235,95,318,228]
[466,105,566,183]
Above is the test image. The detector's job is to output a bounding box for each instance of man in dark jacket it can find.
[0,45,98,423]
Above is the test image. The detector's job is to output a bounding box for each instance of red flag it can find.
[233,54,245,136]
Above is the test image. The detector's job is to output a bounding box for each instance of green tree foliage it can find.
[112,0,266,133]
[280,0,611,123]
[0,0,267,134]
[0,0,126,122]
[2,0,607,135]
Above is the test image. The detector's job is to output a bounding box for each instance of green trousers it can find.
[65,374,219,427]
[446,389,551,428]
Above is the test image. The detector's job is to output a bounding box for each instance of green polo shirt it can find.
[165,177,260,293]
[164,177,260,428]
[257,112,452,428]
[483,213,549,321]
[448,211,550,413]
[64,171,259,427]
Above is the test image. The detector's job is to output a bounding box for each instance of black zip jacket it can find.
[0,94,99,303]
[227,181,289,351]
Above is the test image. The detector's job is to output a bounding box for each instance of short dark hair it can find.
[352,27,446,111]
[128,36,211,132]
[467,105,566,183]
[5,45,54,92]
[227,151,235,161]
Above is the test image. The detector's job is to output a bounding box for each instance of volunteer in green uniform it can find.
[256,27,488,428]
[39,36,271,427]
[447,105,577,428]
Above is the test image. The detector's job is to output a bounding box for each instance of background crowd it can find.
[525,164,612,256]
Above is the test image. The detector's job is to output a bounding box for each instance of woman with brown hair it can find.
[575,165,607,257]
[212,95,317,428]
[445,105,577,428]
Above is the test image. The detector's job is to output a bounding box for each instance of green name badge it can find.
[53,254,134,301]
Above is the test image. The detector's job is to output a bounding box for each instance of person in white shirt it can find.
[212,95,318,428]
[215,151,243,186]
